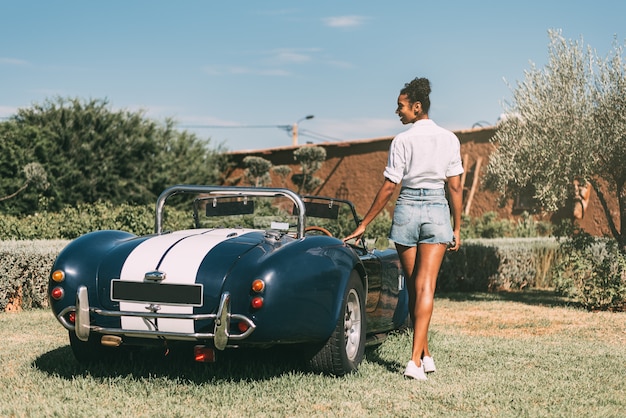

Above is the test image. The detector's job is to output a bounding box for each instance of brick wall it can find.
[225,127,617,236]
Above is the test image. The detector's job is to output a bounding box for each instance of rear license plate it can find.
[111,280,203,306]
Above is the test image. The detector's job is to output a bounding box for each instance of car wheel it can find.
[69,331,116,364]
[308,271,365,376]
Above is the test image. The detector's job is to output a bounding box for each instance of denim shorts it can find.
[389,187,454,247]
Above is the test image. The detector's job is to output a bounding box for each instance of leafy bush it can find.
[291,146,326,194]
[552,230,626,311]
[5,200,622,312]
[0,240,67,310]
[462,211,553,239]
[0,202,193,240]
[0,98,229,214]
[438,238,560,292]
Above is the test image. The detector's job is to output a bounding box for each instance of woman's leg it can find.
[396,243,417,321]
[397,242,447,365]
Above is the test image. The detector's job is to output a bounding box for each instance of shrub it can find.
[552,230,626,311]
[0,202,192,240]
[438,238,560,292]
[462,211,553,239]
[0,240,67,310]
[2,237,561,311]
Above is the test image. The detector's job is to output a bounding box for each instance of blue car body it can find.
[49,185,408,375]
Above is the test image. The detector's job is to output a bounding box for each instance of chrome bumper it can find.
[57,286,256,350]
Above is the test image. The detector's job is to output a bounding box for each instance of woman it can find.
[344,77,463,380]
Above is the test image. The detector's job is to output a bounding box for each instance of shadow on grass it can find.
[436,289,577,308]
[33,343,311,383]
[364,344,404,374]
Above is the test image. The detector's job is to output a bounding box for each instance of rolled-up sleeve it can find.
[383,138,404,184]
[445,138,464,178]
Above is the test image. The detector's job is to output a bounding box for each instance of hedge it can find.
[1,240,68,311]
[1,238,561,311]
[438,238,560,291]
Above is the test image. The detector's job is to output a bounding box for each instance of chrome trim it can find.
[144,270,166,282]
[75,286,90,341]
[155,185,306,237]
[56,289,256,348]
[213,293,231,350]
[90,310,256,344]
[398,273,405,291]
[57,306,76,330]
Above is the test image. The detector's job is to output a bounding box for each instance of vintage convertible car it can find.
[49,185,408,375]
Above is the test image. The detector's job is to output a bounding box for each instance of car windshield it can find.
[191,194,359,238]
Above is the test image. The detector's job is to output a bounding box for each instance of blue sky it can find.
[1,0,624,151]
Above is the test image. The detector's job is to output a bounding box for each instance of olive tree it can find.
[271,165,292,188]
[242,156,272,187]
[486,30,626,252]
[291,146,326,194]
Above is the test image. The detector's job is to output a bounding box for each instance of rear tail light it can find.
[194,345,216,362]
[50,286,64,300]
[250,279,265,309]
[251,296,264,309]
[238,321,250,333]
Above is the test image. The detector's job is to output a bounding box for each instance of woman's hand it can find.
[447,230,461,252]
[343,224,367,243]
[343,179,397,244]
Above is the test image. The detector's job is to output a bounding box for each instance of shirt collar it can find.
[412,119,434,126]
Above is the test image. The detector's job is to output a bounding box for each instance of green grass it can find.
[1,291,624,417]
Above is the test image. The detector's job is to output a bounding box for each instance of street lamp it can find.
[292,115,314,146]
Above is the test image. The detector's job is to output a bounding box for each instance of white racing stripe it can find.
[119,228,256,334]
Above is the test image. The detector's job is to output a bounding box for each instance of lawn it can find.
[1,290,624,417]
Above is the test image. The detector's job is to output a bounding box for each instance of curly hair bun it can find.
[401,77,431,113]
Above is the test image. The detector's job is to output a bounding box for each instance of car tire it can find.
[308,271,365,376]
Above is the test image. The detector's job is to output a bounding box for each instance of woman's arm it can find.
[446,174,463,251]
[343,178,398,242]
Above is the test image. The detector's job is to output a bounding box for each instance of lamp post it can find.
[292,115,314,146]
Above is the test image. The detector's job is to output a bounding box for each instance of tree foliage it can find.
[291,146,327,194]
[242,156,272,187]
[485,30,626,251]
[0,162,49,203]
[0,97,229,214]
[271,165,292,187]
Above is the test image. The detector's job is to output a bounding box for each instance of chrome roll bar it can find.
[155,185,306,238]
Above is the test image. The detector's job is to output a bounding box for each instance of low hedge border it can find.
[438,238,560,291]
[1,240,69,311]
[1,238,560,311]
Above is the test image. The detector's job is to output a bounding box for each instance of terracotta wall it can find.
[225,127,617,236]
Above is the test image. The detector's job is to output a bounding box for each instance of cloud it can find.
[322,16,369,28]
[327,60,354,69]
[202,48,320,77]
[0,106,18,118]
[0,57,29,66]
[178,114,243,127]
[123,104,181,119]
[271,50,312,64]
[202,65,291,77]
[255,8,298,17]
[259,47,321,66]
[314,117,399,142]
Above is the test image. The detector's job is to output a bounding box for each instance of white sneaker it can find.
[403,360,427,380]
[422,356,436,373]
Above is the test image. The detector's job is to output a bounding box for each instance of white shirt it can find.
[383,119,464,189]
